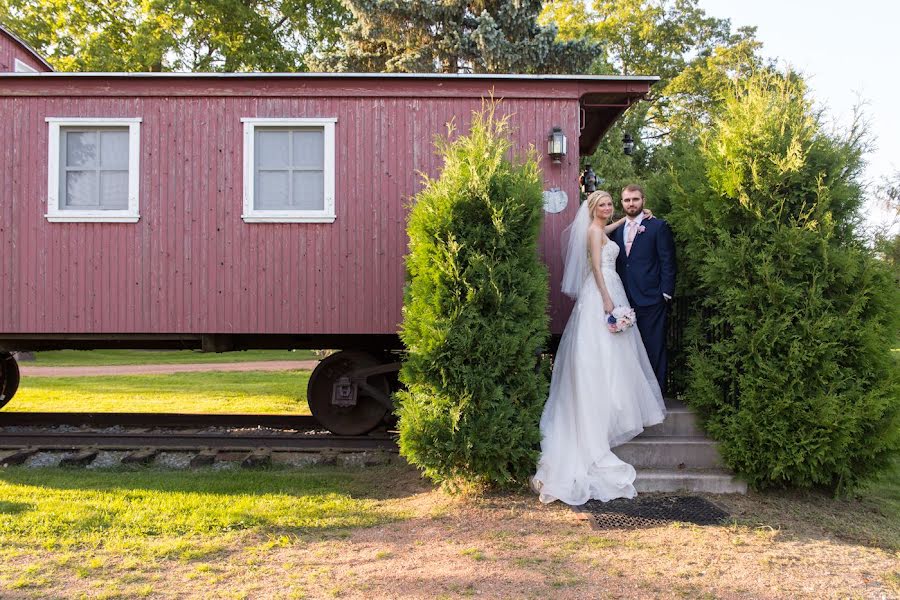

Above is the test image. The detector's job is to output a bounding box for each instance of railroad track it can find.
[0,411,321,430]
[0,430,397,452]
[0,412,399,467]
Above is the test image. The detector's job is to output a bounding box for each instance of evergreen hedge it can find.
[396,103,550,487]
[668,72,900,492]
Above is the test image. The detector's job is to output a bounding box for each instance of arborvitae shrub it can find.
[669,72,900,492]
[396,102,550,487]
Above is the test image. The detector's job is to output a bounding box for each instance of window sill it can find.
[45,215,140,223]
[241,214,336,224]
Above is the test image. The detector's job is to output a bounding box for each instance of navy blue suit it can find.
[612,217,676,392]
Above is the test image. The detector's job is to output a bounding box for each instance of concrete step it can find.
[641,406,701,437]
[663,397,688,410]
[635,468,747,494]
[612,436,723,469]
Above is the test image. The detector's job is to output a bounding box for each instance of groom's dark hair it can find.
[622,184,645,199]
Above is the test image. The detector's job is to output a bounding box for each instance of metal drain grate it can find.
[579,495,729,529]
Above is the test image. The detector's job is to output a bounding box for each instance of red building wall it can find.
[0,75,650,338]
[0,27,51,73]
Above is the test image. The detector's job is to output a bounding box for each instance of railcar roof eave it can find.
[0,23,53,71]
[0,71,659,82]
[578,81,657,156]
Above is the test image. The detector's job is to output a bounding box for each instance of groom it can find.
[612,184,676,393]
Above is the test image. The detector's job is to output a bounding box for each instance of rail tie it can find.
[0,431,397,452]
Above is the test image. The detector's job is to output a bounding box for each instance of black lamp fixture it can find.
[622,133,635,155]
[548,127,567,164]
[580,165,598,196]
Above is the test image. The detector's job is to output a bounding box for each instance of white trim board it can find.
[45,117,142,223]
[241,117,337,224]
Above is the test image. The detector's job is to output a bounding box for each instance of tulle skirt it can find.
[532,269,665,505]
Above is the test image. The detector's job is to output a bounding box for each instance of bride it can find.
[532,190,666,505]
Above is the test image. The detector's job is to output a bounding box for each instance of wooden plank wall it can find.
[0,29,50,73]
[0,80,589,336]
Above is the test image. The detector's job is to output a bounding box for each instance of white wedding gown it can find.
[532,240,666,505]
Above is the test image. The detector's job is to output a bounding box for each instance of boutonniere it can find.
[637,225,646,234]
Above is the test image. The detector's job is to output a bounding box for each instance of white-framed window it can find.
[13,58,38,73]
[241,118,336,223]
[45,118,141,223]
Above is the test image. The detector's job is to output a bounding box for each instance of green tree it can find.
[317,0,596,73]
[396,102,550,487]
[873,172,900,288]
[0,0,348,71]
[540,0,769,199]
[668,71,900,492]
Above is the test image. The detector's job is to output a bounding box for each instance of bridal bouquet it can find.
[606,306,636,333]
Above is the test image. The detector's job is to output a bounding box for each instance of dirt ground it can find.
[3,467,896,600]
[238,493,897,600]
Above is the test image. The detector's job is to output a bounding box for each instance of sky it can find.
[699,0,898,227]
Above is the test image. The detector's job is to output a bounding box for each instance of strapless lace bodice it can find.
[588,240,619,271]
[581,240,628,306]
[601,241,619,269]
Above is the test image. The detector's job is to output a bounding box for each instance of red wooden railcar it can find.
[0,27,655,432]
[0,24,52,74]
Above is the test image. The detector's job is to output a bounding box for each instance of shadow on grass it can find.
[11,370,311,400]
[0,463,426,502]
[711,470,900,552]
[0,501,34,515]
[0,464,432,539]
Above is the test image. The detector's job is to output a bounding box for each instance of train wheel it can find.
[0,352,21,410]
[307,351,390,435]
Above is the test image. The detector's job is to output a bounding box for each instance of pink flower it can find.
[607,306,637,334]
[637,225,646,234]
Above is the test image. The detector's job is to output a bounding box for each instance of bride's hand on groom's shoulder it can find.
[643,209,654,219]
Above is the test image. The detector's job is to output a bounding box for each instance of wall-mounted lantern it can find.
[548,127,567,164]
[580,165,598,197]
[622,133,635,156]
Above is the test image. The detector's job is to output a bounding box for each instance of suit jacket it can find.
[613,217,676,307]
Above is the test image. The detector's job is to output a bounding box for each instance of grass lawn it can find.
[0,462,897,599]
[4,371,312,414]
[22,349,319,367]
[867,456,900,528]
[0,465,425,598]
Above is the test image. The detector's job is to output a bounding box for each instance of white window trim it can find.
[14,58,38,73]
[241,117,337,223]
[45,117,142,223]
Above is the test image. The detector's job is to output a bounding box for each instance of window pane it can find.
[256,130,290,169]
[256,171,290,209]
[64,171,98,208]
[292,171,324,210]
[100,130,129,169]
[291,129,324,169]
[65,131,97,168]
[100,171,129,209]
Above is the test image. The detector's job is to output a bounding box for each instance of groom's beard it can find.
[623,207,643,217]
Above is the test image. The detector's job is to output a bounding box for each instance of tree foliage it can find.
[396,102,550,487]
[540,0,769,196]
[667,71,900,492]
[873,172,900,288]
[0,0,348,71]
[317,0,596,73]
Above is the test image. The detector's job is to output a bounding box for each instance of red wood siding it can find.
[0,29,51,72]
[0,76,650,337]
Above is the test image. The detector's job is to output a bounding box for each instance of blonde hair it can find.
[587,190,613,219]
